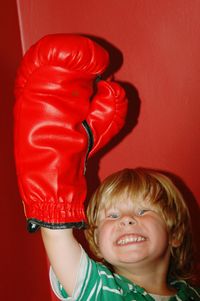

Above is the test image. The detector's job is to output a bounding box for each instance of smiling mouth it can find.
[116,235,146,246]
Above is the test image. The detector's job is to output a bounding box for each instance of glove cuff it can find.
[24,202,87,232]
[27,219,86,233]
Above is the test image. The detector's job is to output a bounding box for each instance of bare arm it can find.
[41,228,82,296]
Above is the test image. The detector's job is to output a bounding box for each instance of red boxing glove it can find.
[14,34,127,232]
[87,80,127,157]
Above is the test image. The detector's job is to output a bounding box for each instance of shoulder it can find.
[171,280,200,300]
[83,255,124,297]
[50,248,124,300]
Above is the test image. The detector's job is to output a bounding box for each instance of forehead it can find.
[99,193,153,211]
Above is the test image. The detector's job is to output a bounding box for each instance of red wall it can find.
[0,1,51,300]
[14,0,200,299]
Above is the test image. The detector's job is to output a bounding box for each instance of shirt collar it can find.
[114,275,198,301]
[170,280,200,301]
[113,273,154,300]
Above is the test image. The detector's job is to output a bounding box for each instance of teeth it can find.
[117,235,145,245]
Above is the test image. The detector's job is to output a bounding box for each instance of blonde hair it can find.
[85,167,194,281]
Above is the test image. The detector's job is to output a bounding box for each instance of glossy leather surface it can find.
[14,34,127,231]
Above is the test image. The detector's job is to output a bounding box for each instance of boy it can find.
[14,34,199,300]
[42,168,200,300]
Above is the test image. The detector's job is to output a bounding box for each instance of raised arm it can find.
[41,228,81,296]
[14,34,127,297]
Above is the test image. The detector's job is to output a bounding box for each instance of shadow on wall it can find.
[0,2,51,300]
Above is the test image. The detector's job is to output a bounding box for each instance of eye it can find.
[137,209,149,216]
[107,213,119,219]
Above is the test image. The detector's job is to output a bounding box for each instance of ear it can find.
[170,234,181,248]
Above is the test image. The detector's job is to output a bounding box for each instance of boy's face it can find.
[95,196,172,274]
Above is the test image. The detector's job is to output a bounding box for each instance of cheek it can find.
[97,226,108,244]
[97,224,112,249]
[151,222,170,246]
[144,217,169,239]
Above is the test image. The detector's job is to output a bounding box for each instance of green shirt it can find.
[50,249,200,301]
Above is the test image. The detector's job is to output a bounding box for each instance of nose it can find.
[119,215,136,227]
